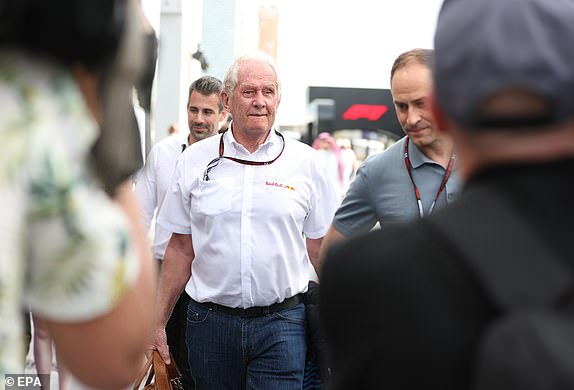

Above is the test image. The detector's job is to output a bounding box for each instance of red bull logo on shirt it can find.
[265,181,296,191]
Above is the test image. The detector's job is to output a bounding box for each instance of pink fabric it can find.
[312,132,345,186]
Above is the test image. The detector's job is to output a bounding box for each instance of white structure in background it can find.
[139,0,204,151]
[155,0,204,143]
[201,0,239,81]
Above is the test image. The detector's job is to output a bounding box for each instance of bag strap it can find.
[133,351,183,390]
[166,352,182,382]
[428,185,572,310]
[152,351,171,390]
[132,353,154,390]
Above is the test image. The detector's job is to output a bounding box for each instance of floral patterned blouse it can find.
[0,52,140,379]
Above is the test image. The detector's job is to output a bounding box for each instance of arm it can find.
[303,149,348,277]
[317,225,348,270]
[44,180,156,390]
[307,237,324,276]
[149,232,195,363]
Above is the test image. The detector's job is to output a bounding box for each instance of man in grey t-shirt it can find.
[319,48,461,262]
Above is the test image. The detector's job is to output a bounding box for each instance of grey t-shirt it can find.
[332,136,461,237]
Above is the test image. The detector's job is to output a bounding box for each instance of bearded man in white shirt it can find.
[134,75,227,389]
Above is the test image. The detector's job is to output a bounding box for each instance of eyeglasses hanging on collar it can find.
[203,130,285,181]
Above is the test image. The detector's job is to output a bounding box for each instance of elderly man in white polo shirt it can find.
[150,52,340,389]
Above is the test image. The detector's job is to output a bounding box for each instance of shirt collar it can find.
[226,121,278,157]
[408,137,438,168]
[178,134,191,152]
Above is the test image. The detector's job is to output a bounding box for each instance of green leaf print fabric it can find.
[0,52,140,380]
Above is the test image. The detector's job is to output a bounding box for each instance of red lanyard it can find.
[404,137,455,218]
[203,130,285,181]
[218,129,285,165]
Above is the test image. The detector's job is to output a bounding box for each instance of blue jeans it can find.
[186,299,307,390]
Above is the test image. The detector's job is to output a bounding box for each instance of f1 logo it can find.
[342,104,388,121]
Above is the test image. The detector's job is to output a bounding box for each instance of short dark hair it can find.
[0,0,126,69]
[188,75,224,112]
[390,48,433,83]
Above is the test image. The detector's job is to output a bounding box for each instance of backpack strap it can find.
[428,185,572,310]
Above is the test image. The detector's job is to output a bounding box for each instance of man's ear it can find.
[221,91,230,111]
[219,110,229,124]
[430,91,449,134]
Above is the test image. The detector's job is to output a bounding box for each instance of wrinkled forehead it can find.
[236,59,278,87]
[391,64,433,101]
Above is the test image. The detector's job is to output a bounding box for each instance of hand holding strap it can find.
[133,351,184,390]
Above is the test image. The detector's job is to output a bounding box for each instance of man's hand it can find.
[147,325,170,364]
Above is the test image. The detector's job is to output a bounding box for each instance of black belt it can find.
[193,294,303,318]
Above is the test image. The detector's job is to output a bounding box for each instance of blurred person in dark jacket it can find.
[320,0,574,388]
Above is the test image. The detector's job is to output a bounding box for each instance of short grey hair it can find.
[188,75,224,112]
[223,52,281,98]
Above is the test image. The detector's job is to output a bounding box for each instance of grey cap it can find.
[433,0,574,129]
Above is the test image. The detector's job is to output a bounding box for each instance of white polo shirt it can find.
[134,134,188,260]
[157,129,339,308]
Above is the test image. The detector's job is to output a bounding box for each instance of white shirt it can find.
[158,129,339,308]
[134,134,188,259]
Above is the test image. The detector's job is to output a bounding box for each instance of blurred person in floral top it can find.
[0,0,157,388]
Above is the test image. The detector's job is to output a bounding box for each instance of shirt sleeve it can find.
[331,159,378,237]
[303,154,341,239]
[25,146,140,322]
[156,156,192,235]
[133,147,159,233]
